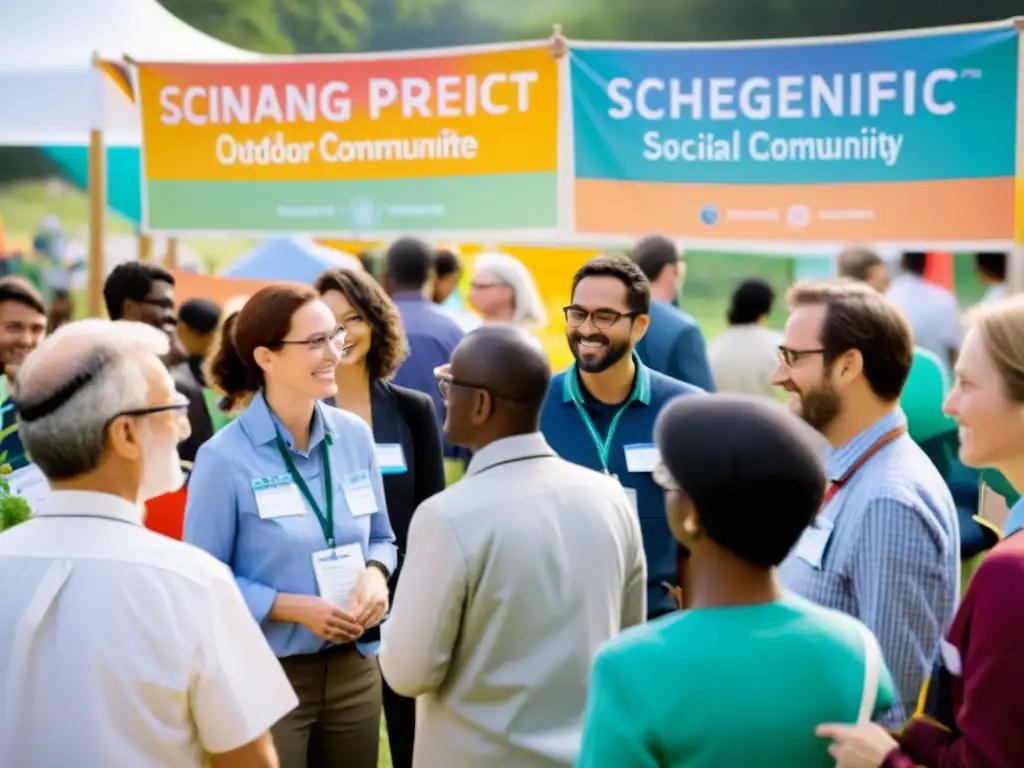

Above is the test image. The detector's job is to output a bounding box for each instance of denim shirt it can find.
[183,391,397,658]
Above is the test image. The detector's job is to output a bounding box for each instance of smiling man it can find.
[540,255,703,619]
[0,277,48,469]
[772,280,958,728]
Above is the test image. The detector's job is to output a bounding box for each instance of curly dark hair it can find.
[314,269,409,382]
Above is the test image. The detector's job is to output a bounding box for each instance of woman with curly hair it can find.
[314,267,446,768]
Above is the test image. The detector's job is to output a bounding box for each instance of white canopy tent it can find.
[0,0,259,146]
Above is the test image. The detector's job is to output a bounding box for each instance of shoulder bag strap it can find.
[856,622,882,724]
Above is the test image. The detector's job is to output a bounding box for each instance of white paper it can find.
[374,443,408,475]
[252,476,307,520]
[343,472,378,517]
[624,444,660,474]
[795,517,835,568]
[312,543,366,610]
[5,464,50,512]
[622,486,638,513]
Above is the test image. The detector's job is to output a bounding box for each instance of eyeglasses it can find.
[433,364,532,404]
[105,399,192,436]
[274,326,347,352]
[563,306,640,330]
[777,345,826,367]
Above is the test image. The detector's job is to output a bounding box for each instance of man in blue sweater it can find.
[631,235,716,391]
[540,256,704,618]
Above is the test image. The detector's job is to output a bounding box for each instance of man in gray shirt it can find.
[380,325,647,768]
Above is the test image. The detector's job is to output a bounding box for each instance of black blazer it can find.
[329,380,446,562]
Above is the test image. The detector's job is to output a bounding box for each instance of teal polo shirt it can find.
[540,353,704,617]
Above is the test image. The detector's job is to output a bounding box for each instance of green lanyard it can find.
[570,394,636,474]
[274,429,335,548]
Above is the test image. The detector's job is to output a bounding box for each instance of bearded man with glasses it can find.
[539,255,704,619]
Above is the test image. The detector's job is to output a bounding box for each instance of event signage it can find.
[135,43,560,234]
[570,24,1018,242]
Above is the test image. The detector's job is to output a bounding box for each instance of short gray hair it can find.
[15,320,170,480]
[473,252,548,330]
[837,245,884,283]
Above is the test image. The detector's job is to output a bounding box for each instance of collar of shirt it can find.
[826,409,907,482]
[465,432,555,476]
[35,489,144,526]
[561,350,652,407]
[237,390,330,457]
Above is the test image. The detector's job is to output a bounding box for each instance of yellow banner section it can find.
[136,45,559,183]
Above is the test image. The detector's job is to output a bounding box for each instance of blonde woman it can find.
[819,295,1024,768]
[467,252,548,331]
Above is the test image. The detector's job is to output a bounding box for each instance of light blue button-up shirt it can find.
[779,409,959,726]
[183,391,397,659]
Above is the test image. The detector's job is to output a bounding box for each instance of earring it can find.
[683,517,699,535]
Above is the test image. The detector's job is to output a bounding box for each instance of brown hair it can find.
[208,284,318,409]
[786,279,913,402]
[314,269,408,381]
[966,296,1024,403]
[836,245,884,283]
[0,276,46,316]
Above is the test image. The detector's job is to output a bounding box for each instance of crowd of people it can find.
[0,236,1021,768]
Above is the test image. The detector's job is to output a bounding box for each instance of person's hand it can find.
[293,595,364,642]
[351,567,389,628]
[667,584,684,610]
[816,722,900,768]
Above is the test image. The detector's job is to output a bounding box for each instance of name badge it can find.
[252,475,306,520]
[375,443,408,475]
[794,517,835,568]
[624,443,660,474]
[343,471,379,518]
[612,473,639,513]
[311,542,365,610]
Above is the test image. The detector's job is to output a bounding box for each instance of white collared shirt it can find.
[0,490,298,767]
[886,274,963,361]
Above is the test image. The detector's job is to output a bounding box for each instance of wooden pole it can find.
[165,238,179,269]
[138,234,153,262]
[87,53,107,317]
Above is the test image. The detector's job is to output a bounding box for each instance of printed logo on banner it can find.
[570,24,1019,241]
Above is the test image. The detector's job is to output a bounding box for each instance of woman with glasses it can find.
[183,284,397,768]
[314,268,445,768]
[467,251,548,331]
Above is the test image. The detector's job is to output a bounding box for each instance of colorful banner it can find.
[136,43,560,234]
[571,24,1018,242]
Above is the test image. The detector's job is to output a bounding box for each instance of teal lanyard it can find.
[570,394,636,474]
[274,429,335,548]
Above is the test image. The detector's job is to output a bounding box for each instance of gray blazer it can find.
[380,432,647,768]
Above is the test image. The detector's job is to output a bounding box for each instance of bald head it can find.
[452,324,551,411]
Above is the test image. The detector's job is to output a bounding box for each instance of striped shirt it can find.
[779,410,959,726]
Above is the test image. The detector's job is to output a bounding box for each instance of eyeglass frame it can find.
[432,364,534,404]
[268,325,347,353]
[776,345,827,367]
[562,305,641,330]
[104,400,191,432]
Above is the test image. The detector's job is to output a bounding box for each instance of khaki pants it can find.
[273,644,382,768]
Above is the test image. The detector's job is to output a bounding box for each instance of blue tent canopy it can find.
[225,237,361,284]
[44,145,142,224]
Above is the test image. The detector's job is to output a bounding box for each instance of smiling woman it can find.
[183,283,399,768]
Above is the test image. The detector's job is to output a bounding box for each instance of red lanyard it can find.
[821,427,906,509]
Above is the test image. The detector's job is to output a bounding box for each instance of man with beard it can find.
[0,277,48,469]
[540,256,702,619]
[772,280,958,728]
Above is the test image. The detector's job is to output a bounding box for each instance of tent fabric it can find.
[224,237,361,284]
[45,146,142,223]
[0,0,258,147]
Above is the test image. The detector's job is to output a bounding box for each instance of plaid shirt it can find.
[779,410,959,726]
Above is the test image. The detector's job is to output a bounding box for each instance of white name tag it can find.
[940,639,963,676]
[343,471,378,518]
[311,543,365,610]
[624,443,660,473]
[252,475,306,520]
[374,443,408,475]
[6,463,50,511]
[622,485,638,513]
[794,517,834,568]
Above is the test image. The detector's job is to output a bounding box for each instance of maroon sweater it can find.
[883,533,1024,768]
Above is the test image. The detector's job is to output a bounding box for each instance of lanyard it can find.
[821,427,906,508]
[274,429,335,548]
[570,394,636,474]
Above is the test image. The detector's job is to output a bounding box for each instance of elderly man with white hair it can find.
[0,319,297,768]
